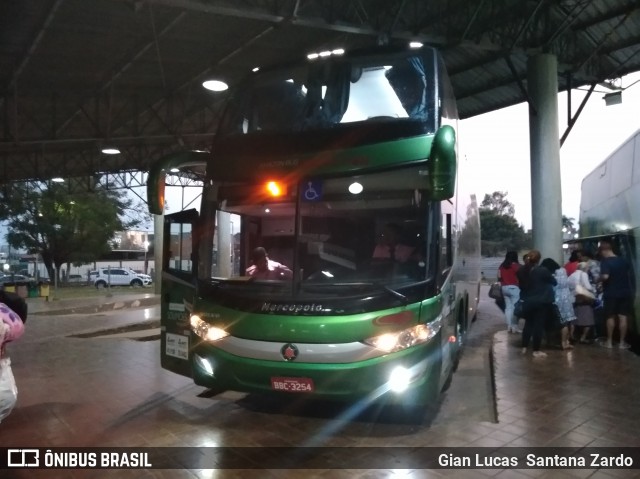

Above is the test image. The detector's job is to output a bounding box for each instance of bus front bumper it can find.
[190,338,443,405]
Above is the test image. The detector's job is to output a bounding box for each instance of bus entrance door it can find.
[160,209,199,377]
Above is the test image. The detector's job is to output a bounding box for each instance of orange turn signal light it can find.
[265,181,283,197]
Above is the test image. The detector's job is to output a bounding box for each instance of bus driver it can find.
[245,247,293,280]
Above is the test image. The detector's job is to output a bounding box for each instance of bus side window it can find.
[439,212,453,283]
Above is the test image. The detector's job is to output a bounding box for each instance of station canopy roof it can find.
[1,0,639,183]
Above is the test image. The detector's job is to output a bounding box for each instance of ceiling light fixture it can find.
[51,177,65,183]
[348,182,363,194]
[202,80,229,92]
[307,47,345,61]
[101,147,121,155]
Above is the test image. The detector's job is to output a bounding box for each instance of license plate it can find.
[270,377,314,393]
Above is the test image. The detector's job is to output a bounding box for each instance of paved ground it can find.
[0,287,638,478]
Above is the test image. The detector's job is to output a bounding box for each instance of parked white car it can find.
[135,273,153,284]
[66,274,85,284]
[93,268,151,288]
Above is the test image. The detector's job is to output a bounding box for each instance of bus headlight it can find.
[364,318,441,352]
[190,315,229,342]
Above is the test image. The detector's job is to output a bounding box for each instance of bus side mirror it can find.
[147,151,209,215]
[147,161,166,215]
[428,125,457,200]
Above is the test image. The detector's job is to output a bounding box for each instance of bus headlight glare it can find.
[190,315,229,342]
[388,366,411,392]
[194,354,215,376]
[364,319,441,352]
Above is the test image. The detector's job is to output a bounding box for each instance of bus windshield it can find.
[218,51,437,136]
[215,164,432,292]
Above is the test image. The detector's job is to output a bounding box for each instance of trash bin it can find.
[39,282,50,298]
[15,284,28,298]
[28,283,39,298]
[6,282,29,299]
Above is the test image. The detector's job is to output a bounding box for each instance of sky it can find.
[458,71,640,231]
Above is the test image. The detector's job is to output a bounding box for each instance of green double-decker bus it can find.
[147,43,481,417]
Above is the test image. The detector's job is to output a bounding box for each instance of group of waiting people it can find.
[497,240,633,358]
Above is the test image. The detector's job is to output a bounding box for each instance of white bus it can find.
[571,129,639,350]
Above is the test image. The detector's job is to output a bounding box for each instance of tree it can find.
[480,191,515,217]
[458,197,481,254]
[562,215,575,230]
[0,182,148,282]
[479,191,530,256]
[561,214,580,242]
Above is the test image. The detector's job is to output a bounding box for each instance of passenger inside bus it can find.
[385,58,428,120]
[372,223,417,263]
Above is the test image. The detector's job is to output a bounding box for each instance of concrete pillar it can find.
[216,211,232,278]
[527,54,563,264]
[153,212,164,295]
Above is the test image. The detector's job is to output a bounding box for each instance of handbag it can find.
[550,303,564,329]
[488,282,503,300]
[575,284,595,304]
[514,299,526,318]
[0,357,17,423]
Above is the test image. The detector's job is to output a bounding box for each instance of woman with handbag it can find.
[569,262,597,343]
[498,251,521,333]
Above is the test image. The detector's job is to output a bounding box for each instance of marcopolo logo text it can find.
[261,302,324,314]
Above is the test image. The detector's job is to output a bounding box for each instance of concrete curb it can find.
[29,295,160,316]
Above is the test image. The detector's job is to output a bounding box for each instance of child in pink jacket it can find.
[0,301,25,423]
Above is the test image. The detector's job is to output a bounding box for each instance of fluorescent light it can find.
[308,48,345,61]
[348,182,363,194]
[409,41,423,49]
[51,177,64,183]
[169,168,180,173]
[202,80,229,92]
[101,147,120,155]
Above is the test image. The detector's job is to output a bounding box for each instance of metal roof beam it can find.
[121,0,505,51]
[2,0,64,92]
[570,1,640,30]
[54,9,187,138]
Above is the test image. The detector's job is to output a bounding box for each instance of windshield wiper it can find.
[302,282,408,304]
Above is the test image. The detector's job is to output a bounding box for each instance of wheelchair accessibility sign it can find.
[302,180,323,201]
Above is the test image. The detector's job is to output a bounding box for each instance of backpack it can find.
[0,290,27,324]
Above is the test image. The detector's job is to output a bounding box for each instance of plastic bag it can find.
[0,357,18,423]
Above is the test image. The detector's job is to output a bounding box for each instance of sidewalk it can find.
[485,286,640,451]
